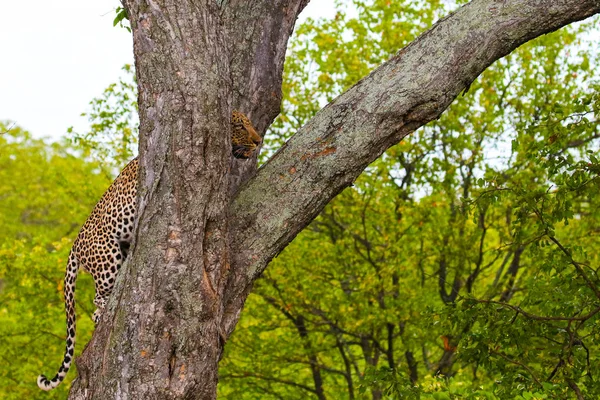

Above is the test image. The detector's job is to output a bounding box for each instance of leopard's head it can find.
[231,110,262,159]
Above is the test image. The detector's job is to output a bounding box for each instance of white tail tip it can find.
[37,375,57,391]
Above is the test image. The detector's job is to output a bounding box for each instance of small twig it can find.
[472,298,600,322]
[0,122,16,135]
[530,202,600,300]
[489,348,542,387]
[548,235,600,300]
[547,358,564,381]
[566,378,585,400]
[220,372,318,394]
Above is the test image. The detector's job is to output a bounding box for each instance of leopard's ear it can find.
[231,110,243,126]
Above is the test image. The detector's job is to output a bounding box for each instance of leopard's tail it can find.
[37,250,79,391]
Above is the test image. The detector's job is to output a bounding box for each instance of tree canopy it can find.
[219,2,600,398]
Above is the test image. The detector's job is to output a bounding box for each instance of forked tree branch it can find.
[222,0,600,334]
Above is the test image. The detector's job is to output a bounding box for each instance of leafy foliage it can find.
[0,64,136,399]
[0,124,112,399]
[68,64,138,173]
[220,1,600,399]
[113,7,131,32]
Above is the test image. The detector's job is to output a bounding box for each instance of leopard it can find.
[37,110,261,391]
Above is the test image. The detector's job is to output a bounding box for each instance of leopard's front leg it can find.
[92,293,107,325]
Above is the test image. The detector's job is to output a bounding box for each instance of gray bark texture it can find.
[69,0,600,399]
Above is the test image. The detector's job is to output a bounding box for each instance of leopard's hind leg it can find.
[91,238,126,324]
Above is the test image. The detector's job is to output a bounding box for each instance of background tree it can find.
[0,123,108,399]
[217,2,600,398]
[0,72,137,400]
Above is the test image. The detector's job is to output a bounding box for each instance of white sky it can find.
[0,1,336,141]
[0,2,597,142]
[1,1,133,140]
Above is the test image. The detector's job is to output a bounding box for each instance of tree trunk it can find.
[69,0,600,399]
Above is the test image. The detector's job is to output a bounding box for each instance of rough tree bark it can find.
[69,0,600,399]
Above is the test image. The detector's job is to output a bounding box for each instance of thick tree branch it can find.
[225,0,310,192]
[224,0,600,333]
